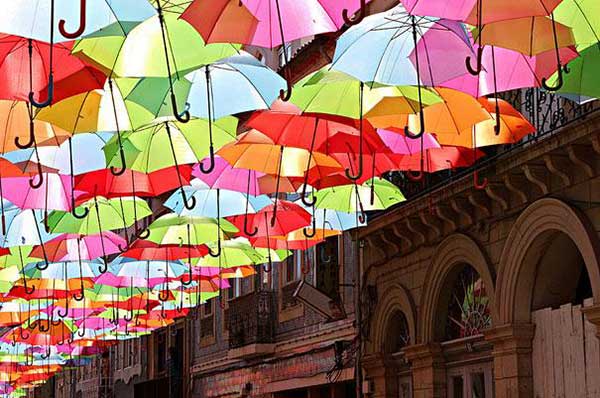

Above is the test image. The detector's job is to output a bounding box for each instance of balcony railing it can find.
[227,291,275,350]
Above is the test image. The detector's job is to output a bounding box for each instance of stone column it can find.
[403,344,446,398]
[362,353,399,398]
[484,323,535,398]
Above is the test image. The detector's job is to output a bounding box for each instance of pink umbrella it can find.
[30,232,126,262]
[193,156,265,196]
[377,129,441,155]
[1,173,75,212]
[439,45,579,97]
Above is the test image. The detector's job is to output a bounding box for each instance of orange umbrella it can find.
[477,16,575,56]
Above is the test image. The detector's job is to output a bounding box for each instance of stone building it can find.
[359,96,600,397]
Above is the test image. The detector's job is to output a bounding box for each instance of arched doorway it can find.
[382,310,412,398]
[496,199,600,397]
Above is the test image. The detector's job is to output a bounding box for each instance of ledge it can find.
[227,343,276,360]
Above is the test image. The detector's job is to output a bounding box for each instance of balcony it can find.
[227,290,276,359]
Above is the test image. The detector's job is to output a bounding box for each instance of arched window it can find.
[444,265,491,341]
[383,310,410,354]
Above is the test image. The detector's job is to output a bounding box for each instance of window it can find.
[447,363,493,398]
[228,278,241,300]
[284,251,302,284]
[203,299,213,317]
[315,236,340,299]
[155,331,167,374]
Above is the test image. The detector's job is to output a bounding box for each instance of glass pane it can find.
[453,375,464,398]
[471,372,486,398]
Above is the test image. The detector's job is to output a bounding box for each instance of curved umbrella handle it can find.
[41,347,51,359]
[29,73,54,108]
[19,326,30,341]
[158,289,169,302]
[243,215,258,237]
[302,222,316,239]
[117,242,130,254]
[181,189,197,211]
[342,0,366,26]
[199,146,216,174]
[466,47,483,76]
[39,319,50,333]
[136,228,151,240]
[406,170,424,182]
[110,143,127,176]
[171,93,191,123]
[23,278,36,296]
[320,246,332,264]
[279,80,293,102]
[98,258,108,274]
[123,309,134,322]
[404,109,425,139]
[29,162,44,189]
[58,0,86,38]
[300,183,316,207]
[208,239,221,258]
[15,120,36,149]
[72,288,85,302]
[72,205,89,220]
[542,13,569,92]
[541,68,565,92]
[473,169,488,190]
[77,322,86,338]
[345,155,363,181]
[36,260,49,271]
[57,302,68,319]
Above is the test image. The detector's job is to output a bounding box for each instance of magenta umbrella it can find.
[377,129,440,155]
[193,156,265,196]
[439,44,579,97]
[30,232,126,262]
[1,173,75,212]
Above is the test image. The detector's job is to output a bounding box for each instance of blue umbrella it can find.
[0,202,55,248]
[164,179,272,218]
[0,0,155,42]
[186,52,287,120]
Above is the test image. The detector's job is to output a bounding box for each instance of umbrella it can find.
[545,45,600,99]
[314,178,405,214]
[30,232,126,262]
[555,0,600,51]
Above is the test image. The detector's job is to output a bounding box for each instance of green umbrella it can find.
[72,14,239,78]
[547,45,600,99]
[195,239,267,268]
[314,177,405,214]
[103,118,238,173]
[290,67,441,119]
[46,197,152,235]
[146,214,238,246]
[555,0,600,51]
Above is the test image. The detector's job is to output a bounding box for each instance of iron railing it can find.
[227,291,275,349]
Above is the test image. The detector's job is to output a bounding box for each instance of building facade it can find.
[359,97,600,398]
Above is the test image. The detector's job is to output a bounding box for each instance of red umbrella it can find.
[74,166,194,202]
[228,200,311,238]
[396,146,485,173]
[122,240,209,261]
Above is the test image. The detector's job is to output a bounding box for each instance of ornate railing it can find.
[227,291,275,349]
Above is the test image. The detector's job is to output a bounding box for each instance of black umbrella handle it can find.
[342,0,366,26]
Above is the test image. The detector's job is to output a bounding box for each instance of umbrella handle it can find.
[207,240,221,258]
[39,319,50,333]
[345,155,363,181]
[117,242,130,254]
[342,0,366,26]
[123,309,133,322]
[158,289,169,302]
[541,12,568,92]
[302,205,317,238]
[136,228,151,240]
[404,109,425,140]
[466,47,483,76]
[279,80,292,102]
[77,322,86,338]
[57,303,68,318]
[181,188,197,210]
[23,281,36,296]
[29,162,45,189]
[171,92,191,123]
[73,289,85,302]
[36,260,49,271]
[98,258,108,274]
[58,0,86,38]
[199,146,216,174]
[19,326,30,341]
[14,120,36,149]
[41,347,51,359]
[319,246,332,264]
[243,216,258,237]
[406,170,424,182]
[72,205,89,219]
[300,183,316,207]
[473,169,488,190]
[109,141,127,176]
[29,73,54,108]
